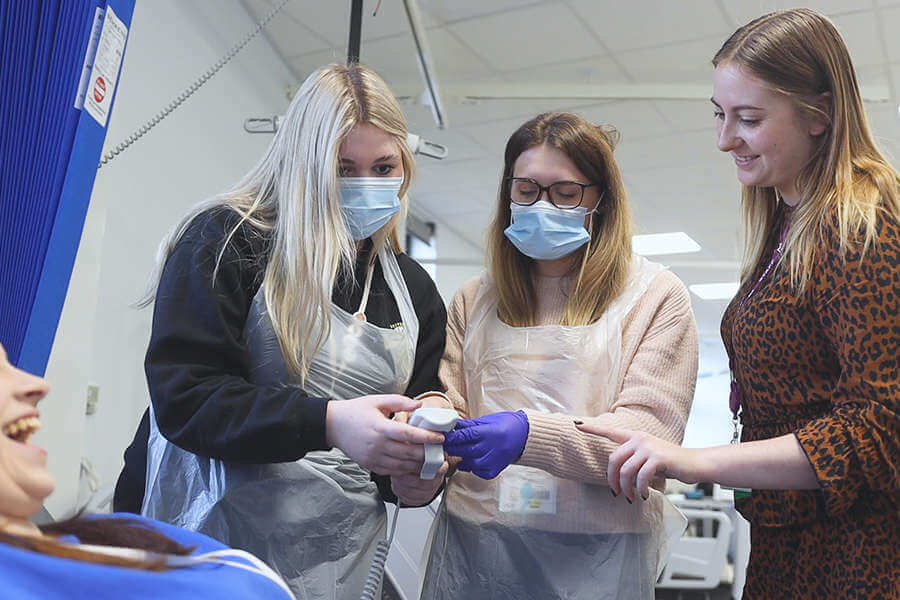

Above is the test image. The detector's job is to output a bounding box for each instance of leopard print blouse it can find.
[721,203,899,599]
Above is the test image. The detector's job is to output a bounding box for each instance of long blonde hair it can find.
[487,112,633,327]
[142,63,416,381]
[713,8,900,291]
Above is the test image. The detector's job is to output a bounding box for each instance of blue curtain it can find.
[0,0,135,373]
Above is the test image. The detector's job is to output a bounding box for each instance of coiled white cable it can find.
[359,501,402,600]
[97,0,290,169]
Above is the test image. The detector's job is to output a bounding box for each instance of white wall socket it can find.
[85,384,100,415]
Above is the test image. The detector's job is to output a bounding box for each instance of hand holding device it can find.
[443,411,530,480]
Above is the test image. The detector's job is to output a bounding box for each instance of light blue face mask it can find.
[504,201,595,260]
[339,177,403,240]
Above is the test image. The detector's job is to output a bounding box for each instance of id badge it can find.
[498,467,557,515]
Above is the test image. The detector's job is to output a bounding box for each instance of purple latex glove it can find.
[442,411,530,479]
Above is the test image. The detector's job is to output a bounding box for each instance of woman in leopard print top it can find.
[578,8,898,599]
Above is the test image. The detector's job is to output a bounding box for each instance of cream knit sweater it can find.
[439,268,699,486]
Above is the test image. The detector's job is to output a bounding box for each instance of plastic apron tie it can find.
[142,245,418,600]
[421,256,687,600]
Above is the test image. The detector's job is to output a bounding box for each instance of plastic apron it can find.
[422,256,686,600]
[142,245,418,600]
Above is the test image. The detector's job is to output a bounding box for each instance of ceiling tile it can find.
[830,11,884,67]
[430,97,583,127]
[882,7,900,61]
[568,100,673,141]
[866,102,900,161]
[569,0,731,52]
[433,209,494,249]
[448,3,605,71]
[614,130,723,172]
[721,0,874,26]
[245,0,332,57]
[411,186,498,218]
[616,37,721,84]
[412,159,504,194]
[419,0,547,23]
[891,63,900,103]
[855,63,889,89]
[654,99,717,134]
[280,0,439,47]
[288,28,493,87]
[458,115,537,157]
[499,55,629,84]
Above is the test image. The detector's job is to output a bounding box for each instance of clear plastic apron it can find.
[143,245,418,600]
[422,256,686,600]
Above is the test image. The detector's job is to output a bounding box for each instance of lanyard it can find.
[352,260,376,322]
[728,210,792,443]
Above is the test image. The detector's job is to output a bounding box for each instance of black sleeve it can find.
[146,208,331,462]
[113,409,150,513]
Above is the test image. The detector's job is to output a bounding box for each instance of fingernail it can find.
[573,420,583,425]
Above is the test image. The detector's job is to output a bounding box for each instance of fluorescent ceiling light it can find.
[632,232,701,256]
[690,282,740,300]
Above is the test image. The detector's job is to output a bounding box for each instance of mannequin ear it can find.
[809,92,831,137]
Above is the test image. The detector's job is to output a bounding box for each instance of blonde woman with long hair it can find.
[578,9,900,599]
[112,63,449,598]
[422,112,699,599]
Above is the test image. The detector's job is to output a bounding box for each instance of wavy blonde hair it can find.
[142,63,416,381]
[487,112,633,327]
[714,8,900,291]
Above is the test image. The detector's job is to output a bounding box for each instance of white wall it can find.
[428,220,484,305]
[681,336,733,449]
[39,0,295,517]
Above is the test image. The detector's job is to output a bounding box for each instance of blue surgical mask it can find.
[504,201,594,260]
[339,177,403,240]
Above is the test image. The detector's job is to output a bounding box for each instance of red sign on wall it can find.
[93,76,106,103]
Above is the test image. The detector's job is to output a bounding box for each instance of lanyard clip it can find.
[731,414,741,445]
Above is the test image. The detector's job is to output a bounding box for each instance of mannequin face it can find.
[0,345,54,522]
[713,62,826,205]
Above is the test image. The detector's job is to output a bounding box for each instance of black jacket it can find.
[113,207,446,512]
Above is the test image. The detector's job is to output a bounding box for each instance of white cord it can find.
[97,0,291,169]
[359,502,402,600]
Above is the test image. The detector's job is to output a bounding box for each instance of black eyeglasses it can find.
[504,177,598,209]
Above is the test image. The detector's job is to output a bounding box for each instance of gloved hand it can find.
[442,411,529,480]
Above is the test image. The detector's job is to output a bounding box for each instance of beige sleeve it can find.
[518,271,699,484]
[437,276,484,419]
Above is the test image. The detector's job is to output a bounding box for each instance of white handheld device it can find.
[408,407,458,480]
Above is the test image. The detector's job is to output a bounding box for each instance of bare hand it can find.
[326,395,445,475]
[391,462,449,506]
[575,422,708,502]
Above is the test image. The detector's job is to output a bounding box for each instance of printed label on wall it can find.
[83,6,128,127]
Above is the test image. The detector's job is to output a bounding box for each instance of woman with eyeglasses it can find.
[577,9,899,599]
[421,112,699,599]
[111,63,450,599]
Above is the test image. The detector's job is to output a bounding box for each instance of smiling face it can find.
[712,62,826,205]
[0,345,54,521]
[338,122,404,179]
